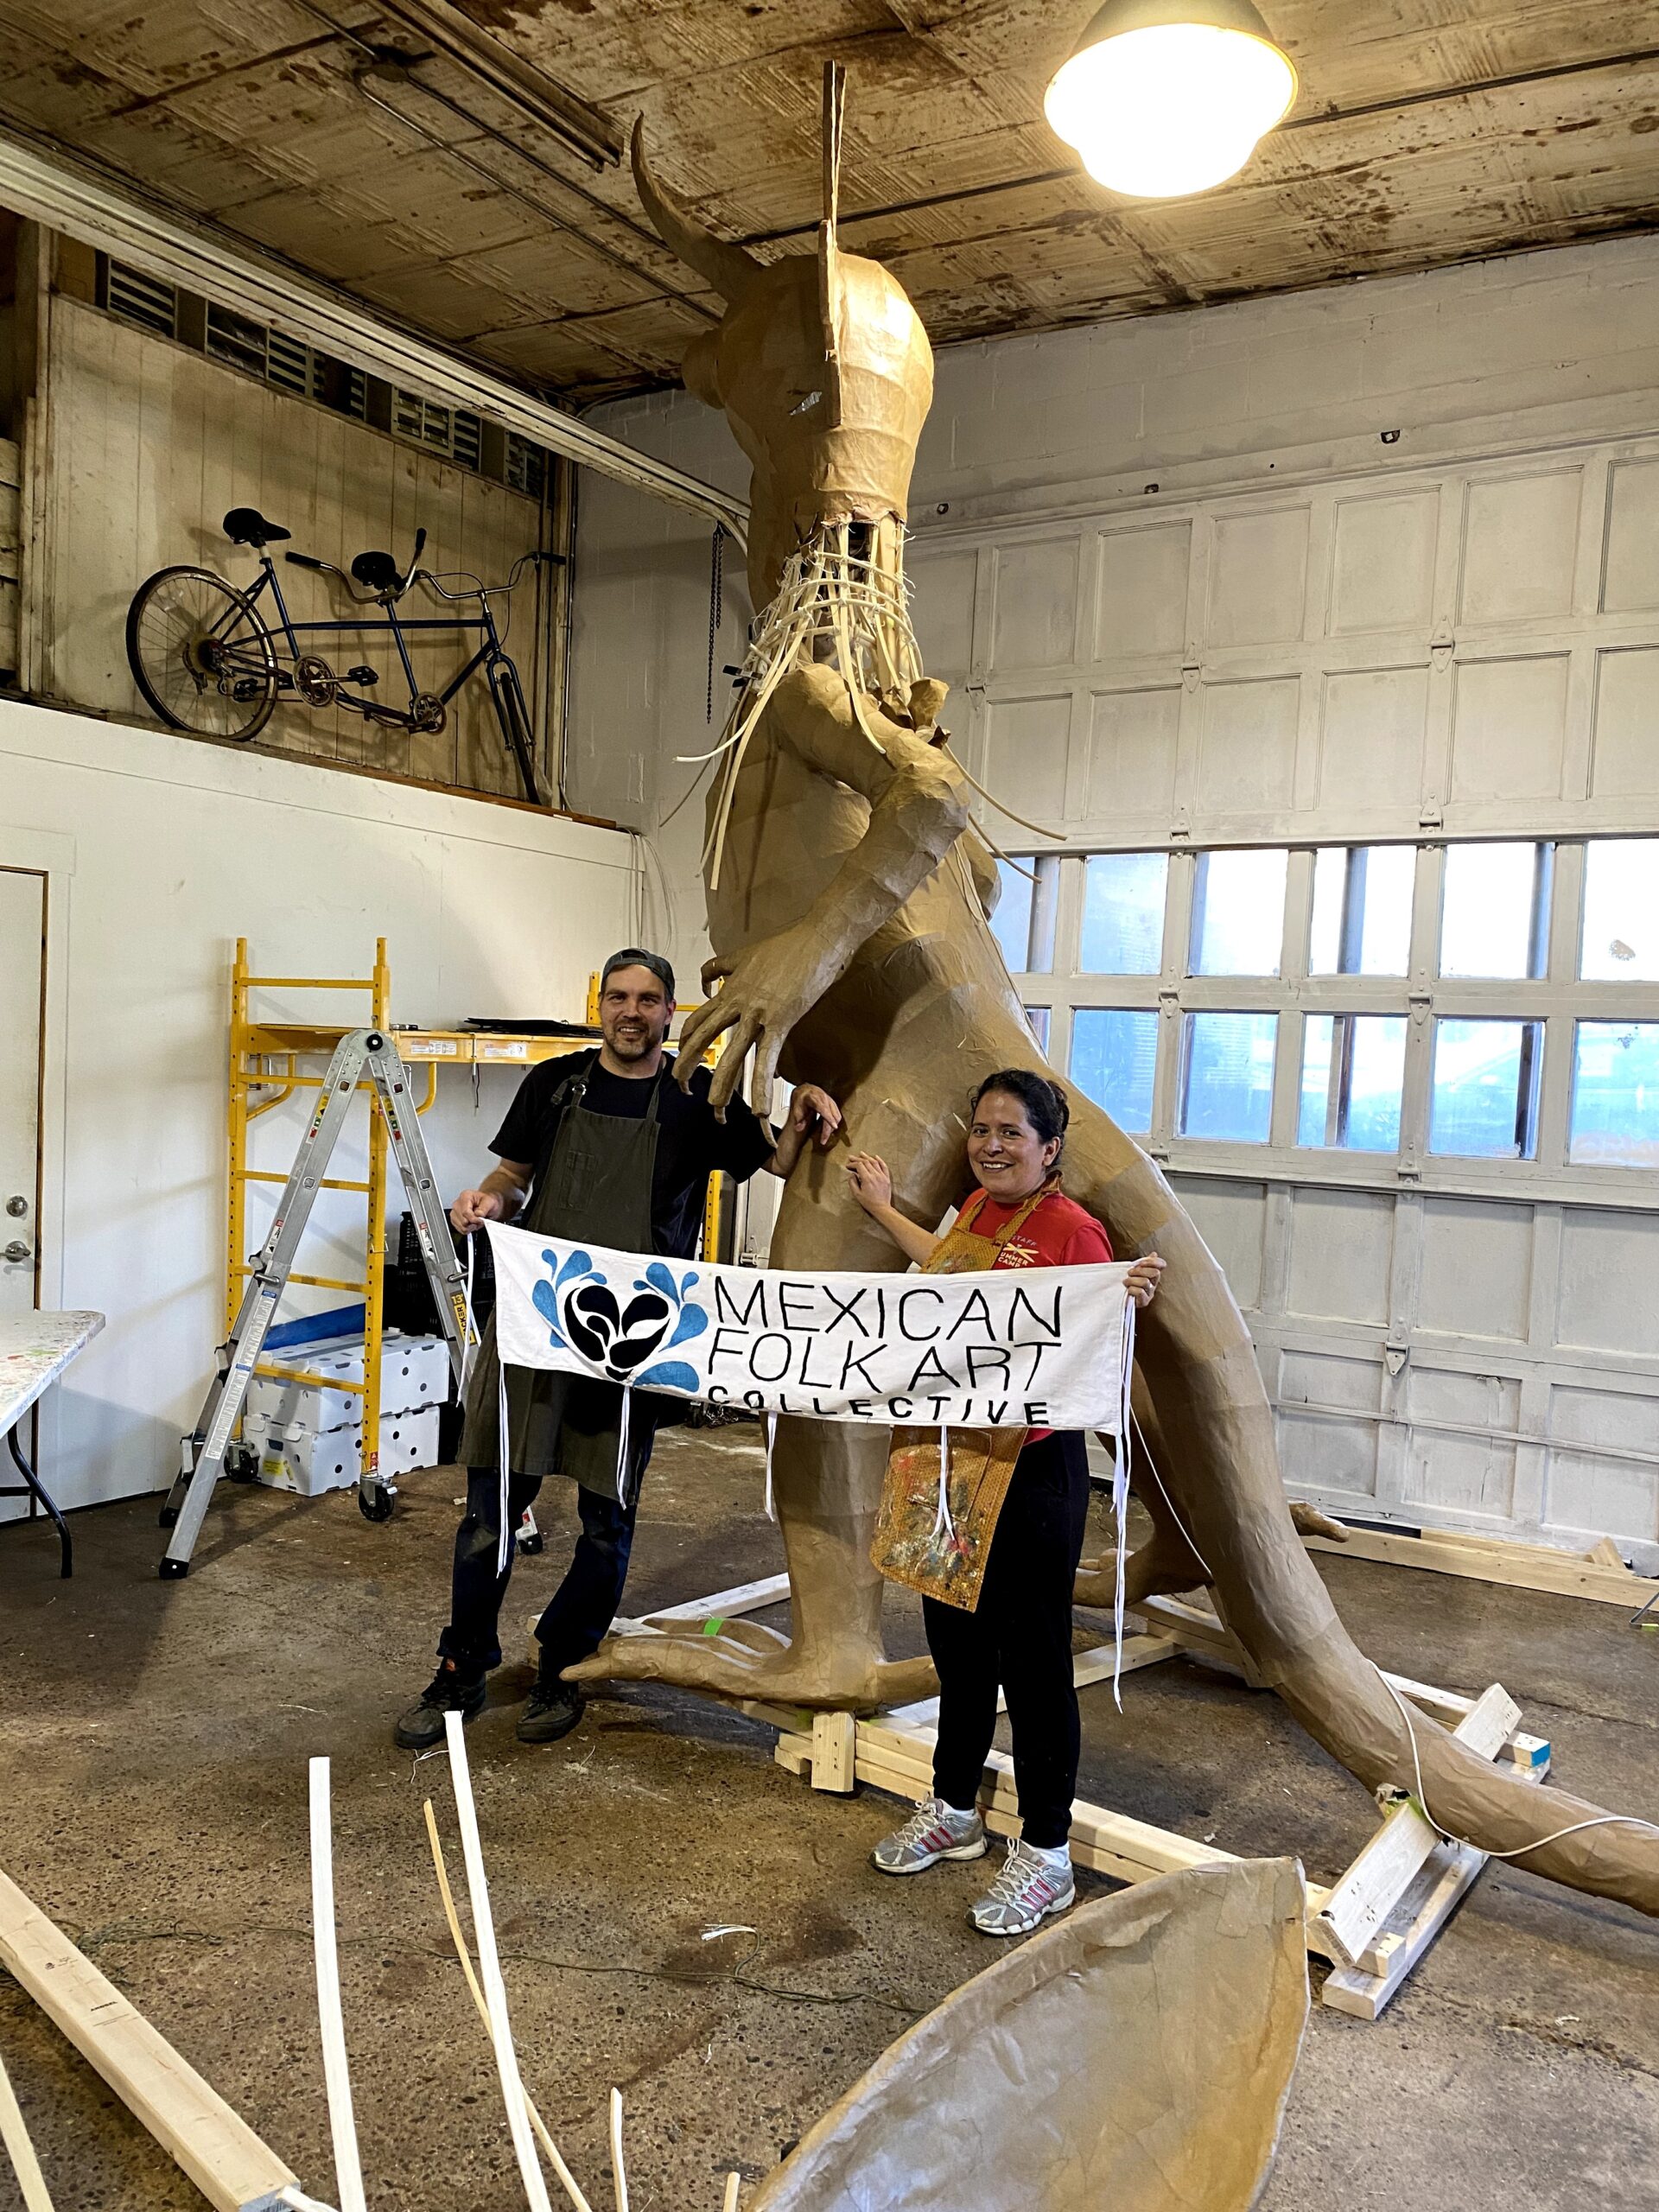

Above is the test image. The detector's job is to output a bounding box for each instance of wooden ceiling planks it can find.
[1,0,1657,398]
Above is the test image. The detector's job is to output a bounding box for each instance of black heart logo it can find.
[563,1282,671,1380]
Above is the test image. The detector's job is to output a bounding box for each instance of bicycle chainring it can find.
[294,653,337,709]
[410,692,447,734]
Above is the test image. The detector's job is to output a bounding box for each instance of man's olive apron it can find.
[461,1059,666,1498]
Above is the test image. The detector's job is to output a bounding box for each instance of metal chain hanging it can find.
[706,522,724,723]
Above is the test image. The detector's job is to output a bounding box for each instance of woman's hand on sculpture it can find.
[1124,1254,1166,1308]
[845,1152,893,1212]
[679,924,840,1115]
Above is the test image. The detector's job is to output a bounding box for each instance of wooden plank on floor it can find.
[1305,1526,1659,1611]
[1325,1746,1547,2017]
[0,1867,299,2212]
[1313,1682,1519,1967]
[1382,1672,1549,1771]
[642,1573,791,1625]
[1318,1689,1530,1973]
[1321,1840,1486,2020]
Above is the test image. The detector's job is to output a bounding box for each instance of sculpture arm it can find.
[679,666,970,1114]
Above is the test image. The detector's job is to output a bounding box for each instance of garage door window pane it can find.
[1570,1021,1659,1165]
[1179,1013,1277,1142]
[1192,849,1288,976]
[1297,1014,1407,1151]
[1071,1009,1158,1134]
[992,855,1059,973]
[1024,1005,1052,1052]
[1080,853,1167,974]
[1309,846,1414,975]
[1440,843,1551,978]
[1580,841,1659,982]
[1429,1019,1541,1158]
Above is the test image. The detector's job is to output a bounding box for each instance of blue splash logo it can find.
[532,1249,708,1393]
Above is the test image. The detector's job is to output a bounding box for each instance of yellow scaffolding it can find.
[228,939,593,1487]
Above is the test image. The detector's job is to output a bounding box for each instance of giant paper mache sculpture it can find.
[570,76,1659,1923]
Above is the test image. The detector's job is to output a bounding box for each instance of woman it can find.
[846,1068,1165,1936]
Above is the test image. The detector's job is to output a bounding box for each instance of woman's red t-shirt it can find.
[959,1187,1113,1442]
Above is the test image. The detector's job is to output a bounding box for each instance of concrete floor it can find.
[2,1427,1657,2212]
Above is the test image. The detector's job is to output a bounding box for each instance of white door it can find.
[0,867,44,1318]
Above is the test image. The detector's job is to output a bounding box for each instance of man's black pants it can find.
[437,1464,645,1679]
[924,1430,1091,1852]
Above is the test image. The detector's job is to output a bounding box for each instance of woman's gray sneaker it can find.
[393,1662,486,1749]
[870,1796,988,1874]
[969,1839,1075,1936]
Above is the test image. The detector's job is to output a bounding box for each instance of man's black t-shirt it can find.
[490,1049,772,1258]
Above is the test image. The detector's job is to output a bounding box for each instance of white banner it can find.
[484,1220,1135,1434]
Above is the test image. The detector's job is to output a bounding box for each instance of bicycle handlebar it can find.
[416,550,545,605]
[284,551,327,572]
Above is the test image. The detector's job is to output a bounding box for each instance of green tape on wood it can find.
[702,1617,724,1637]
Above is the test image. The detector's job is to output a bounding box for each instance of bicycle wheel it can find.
[126,566,279,741]
[492,659,543,806]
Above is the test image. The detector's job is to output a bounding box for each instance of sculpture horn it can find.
[631,118,763,304]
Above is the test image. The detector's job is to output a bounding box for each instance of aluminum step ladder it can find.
[160,1027,473,1576]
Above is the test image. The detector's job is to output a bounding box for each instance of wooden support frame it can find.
[0,1867,302,2212]
[1305,1522,1659,1613]
[565,1572,1552,2022]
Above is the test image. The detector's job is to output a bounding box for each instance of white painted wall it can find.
[1,696,637,1516]
[567,232,1659,1564]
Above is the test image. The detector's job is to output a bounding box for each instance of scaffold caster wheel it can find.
[159,1557,188,1579]
[158,1503,179,1528]
[359,1485,395,1522]
[518,1529,544,1555]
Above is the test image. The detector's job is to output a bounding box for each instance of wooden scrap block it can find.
[1313,1681,1519,1968]
[810,1710,857,1793]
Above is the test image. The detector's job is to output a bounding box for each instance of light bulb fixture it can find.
[1046,0,1297,200]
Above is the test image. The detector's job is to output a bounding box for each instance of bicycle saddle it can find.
[351,549,404,594]
[223,506,289,548]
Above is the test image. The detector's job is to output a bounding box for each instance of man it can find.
[394,948,841,1751]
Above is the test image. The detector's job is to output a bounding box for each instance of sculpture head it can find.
[632,115,934,606]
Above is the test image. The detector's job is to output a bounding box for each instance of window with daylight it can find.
[1297,1014,1408,1151]
[1429,1020,1541,1159]
[1580,841,1659,982]
[1192,849,1288,976]
[1309,845,1414,975]
[1440,843,1552,979]
[1179,1013,1278,1143]
[1019,840,1654,1181]
[1080,853,1167,973]
[1071,1008,1159,1134]
[991,855,1059,974]
[1570,1022,1659,1166]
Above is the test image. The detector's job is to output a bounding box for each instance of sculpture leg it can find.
[564,1100,952,1710]
[1061,1091,1659,1916]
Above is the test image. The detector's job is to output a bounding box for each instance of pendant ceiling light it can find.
[1045,0,1297,200]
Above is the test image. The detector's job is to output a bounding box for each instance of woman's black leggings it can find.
[924,1430,1091,1852]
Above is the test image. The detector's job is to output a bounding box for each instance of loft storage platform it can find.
[242,1020,597,1068]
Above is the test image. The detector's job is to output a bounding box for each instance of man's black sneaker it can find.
[516,1680,585,1745]
[392,1662,486,1749]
